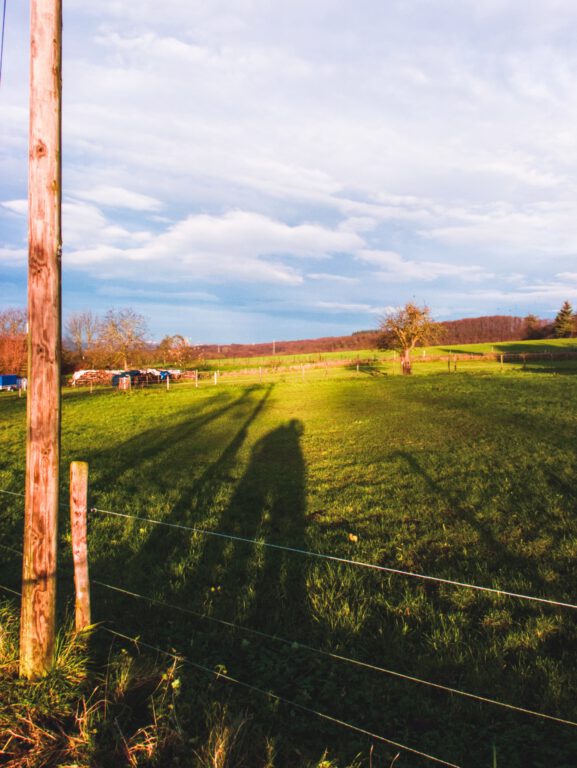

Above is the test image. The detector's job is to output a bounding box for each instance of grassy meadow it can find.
[2,355,577,767]
[205,337,577,370]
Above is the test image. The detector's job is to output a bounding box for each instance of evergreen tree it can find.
[553,301,575,338]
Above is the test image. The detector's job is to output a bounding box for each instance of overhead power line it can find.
[0,0,6,87]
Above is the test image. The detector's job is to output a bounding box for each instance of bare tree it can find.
[0,308,27,373]
[378,302,441,374]
[65,311,100,365]
[99,308,149,369]
[156,334,191,365]
[0,307,27,335]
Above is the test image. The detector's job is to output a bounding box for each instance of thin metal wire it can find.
[103,626,461,768]
[91,506,577,611]
[0,543,22,556]
[3,486,577,608]
[0,489,24,499]
[94,579,577,729]
[0,0,6,87]
[1,487,575,610]
[0,583,21,597]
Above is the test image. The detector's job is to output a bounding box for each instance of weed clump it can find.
[0,601,182,767]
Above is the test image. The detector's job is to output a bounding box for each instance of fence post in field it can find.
[20,0,63,680]
[259,366,262,383]
[522,353,527,370]
[500,354,504,371]
[166,374,170,391]
[195,369,199,388]
[70,461,90,631]
[214,371,217,386]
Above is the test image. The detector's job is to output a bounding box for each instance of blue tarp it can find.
[0,375,20,390]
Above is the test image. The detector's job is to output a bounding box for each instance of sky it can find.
[2,0,577,344]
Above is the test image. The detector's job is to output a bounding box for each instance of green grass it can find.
[204,338,577,370]
[2,365,577,766]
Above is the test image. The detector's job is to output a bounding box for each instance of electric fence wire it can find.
[0,0,6,87]
[1,487,577,610]
[0,583,20,597]
[103,626,462,768]
[93,579,577,729]
[89,504,577,612]
[0,543,22,556]
[0,489,23,499]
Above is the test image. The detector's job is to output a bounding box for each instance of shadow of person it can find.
[243,418,307,634]
[186,418,308,639]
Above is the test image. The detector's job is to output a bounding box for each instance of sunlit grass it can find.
[2,366,577,766]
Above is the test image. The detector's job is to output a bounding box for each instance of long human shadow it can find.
[119,385,275,589]
[86,386,274,582]
[85,386,268,494]
[173,418,309,641]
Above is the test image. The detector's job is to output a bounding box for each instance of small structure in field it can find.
[70,370,120,387]
[70,368,183,388]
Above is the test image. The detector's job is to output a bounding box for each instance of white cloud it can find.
[66,209,363,286]
[424,202,577,254]
[0,247,26,265]
[357,250,491,282]
[62,201,152,249]
[5,1,577,338]
[73,185,163,211]
[308,273,359,284]
[313,301,383,314]
[2,200,27,216]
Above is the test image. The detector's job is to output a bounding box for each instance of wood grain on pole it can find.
[70,462,90,631]
[20,0,63,680]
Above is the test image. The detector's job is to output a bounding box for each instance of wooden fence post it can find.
[195,369,199,388]
[20,0,63,680]
[70,461,90,631]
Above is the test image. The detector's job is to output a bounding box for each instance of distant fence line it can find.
[57,349,577,388]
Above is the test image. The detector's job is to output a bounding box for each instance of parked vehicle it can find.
[0,374,22,391]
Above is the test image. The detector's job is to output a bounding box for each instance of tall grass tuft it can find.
[0,600,183,767]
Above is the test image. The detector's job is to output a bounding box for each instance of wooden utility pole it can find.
[20,0,62,679]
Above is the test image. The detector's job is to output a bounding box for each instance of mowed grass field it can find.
[2,362,577,767]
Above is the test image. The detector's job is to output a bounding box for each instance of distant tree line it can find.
[0,301,575,374]
[63,309,202,370]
